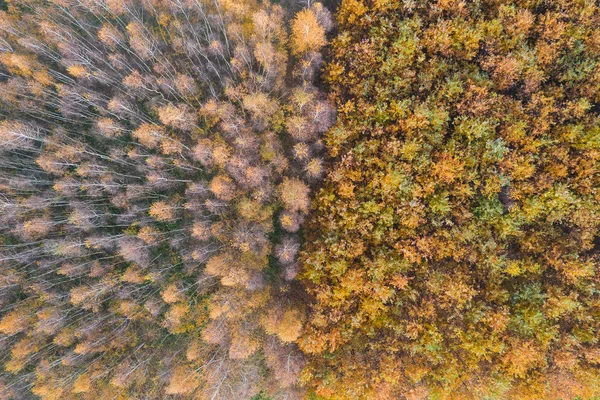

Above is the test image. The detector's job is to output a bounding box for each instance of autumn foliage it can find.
[1,0,600,399]
[300,0,600,399]
[0,0,332,398]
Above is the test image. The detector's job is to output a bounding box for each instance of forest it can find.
[0,0,598,399]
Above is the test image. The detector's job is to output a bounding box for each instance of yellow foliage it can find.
[291,9,326,55]
[72,373,92,393]
[67,64,88,78]
[0,309,31,335]
[229,331,260,359]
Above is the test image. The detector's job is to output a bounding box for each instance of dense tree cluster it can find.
[0,0,332,398]
[2,0,600,398]
[300,0,600,399]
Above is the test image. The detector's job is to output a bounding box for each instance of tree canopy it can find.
[0,0,332,398]
[300,0,600,398]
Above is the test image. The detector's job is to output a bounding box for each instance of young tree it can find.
[278,178,311,213]
[291,8,327,56]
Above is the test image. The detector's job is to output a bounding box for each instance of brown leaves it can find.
[148,200,177,222]
[157,103,196,131]
[278,178,311,213]
[209,174,237,201]
[165,366,201,395]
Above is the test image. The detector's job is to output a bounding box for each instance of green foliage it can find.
[300,0,600,399]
